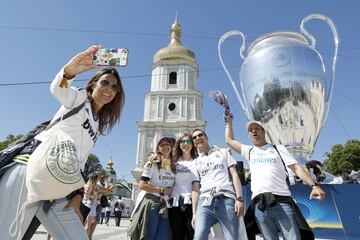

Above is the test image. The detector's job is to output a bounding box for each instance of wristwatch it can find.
[311,183,319,188]
[236,196,244,202]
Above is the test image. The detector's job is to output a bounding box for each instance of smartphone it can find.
[92,48,128,66]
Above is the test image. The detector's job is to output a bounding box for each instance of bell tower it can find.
[132,15,206,181]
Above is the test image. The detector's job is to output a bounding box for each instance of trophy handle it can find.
[218,30,250,119]
[300,14,339,125]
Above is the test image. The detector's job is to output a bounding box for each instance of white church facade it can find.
[132,17,206,182]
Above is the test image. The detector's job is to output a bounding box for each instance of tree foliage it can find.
[0,134,23,151]
[83,153,105,181]
[323,139,360,176]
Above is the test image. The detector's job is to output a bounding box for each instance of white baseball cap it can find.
[246,120,265,131]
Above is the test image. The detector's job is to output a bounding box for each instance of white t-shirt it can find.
[241,144,297,199]
[192,147,237,198]
[170,158,197,206]
[141,159,176,198]
[35,68,98,170]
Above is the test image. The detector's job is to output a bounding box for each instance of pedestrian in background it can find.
[105,199,112,226]
[114,197,125,227]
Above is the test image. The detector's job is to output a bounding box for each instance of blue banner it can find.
[243,184,360,239]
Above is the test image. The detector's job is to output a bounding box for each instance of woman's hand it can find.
[64,194,83,223]
[163,187,173,196]
[63,45,101,77]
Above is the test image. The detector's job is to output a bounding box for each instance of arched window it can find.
[169,72,177,85]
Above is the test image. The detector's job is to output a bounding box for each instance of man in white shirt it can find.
[225,117,326,240]
[191,129,244,240]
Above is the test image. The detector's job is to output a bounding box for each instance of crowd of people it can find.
[128,119,326,240]
[0,45,327,240]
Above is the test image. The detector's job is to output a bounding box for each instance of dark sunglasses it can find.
[192,133,204,140]
[98,79,120,93]
[180,139,192,145]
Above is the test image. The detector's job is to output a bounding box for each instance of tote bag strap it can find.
[45,100,86,131]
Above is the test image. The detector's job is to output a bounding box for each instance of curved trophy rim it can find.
[248,31,308,54]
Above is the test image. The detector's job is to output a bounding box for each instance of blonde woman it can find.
[169,133,197,240]
[83,173,113,240]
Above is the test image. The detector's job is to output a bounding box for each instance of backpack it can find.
[0,101,86,177]
[100,195,109,208]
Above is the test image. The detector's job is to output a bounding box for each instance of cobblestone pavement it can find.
[32,218,130,240]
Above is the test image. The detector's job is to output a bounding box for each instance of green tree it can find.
[323,139,360,176]
[0,134,23,151]
[83,153,105,181]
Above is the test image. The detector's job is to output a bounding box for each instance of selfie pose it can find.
[0,45,125,240]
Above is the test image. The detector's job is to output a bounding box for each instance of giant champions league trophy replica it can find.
[218,14,339,183]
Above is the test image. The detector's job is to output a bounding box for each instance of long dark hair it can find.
[85,68,125,135]
[173,133,197,161]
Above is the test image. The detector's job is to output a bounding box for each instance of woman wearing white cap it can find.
[128,136,176,240]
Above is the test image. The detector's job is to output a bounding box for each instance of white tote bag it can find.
[26,127,85,204]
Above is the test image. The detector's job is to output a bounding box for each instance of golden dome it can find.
[153,14,196,63]
[105,158,116,175]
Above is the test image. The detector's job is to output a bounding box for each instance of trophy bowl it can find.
[218,14,339,169]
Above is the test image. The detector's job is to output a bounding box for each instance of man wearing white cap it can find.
[224,117,325,240]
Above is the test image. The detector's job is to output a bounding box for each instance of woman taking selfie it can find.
[169,133,197,240]
[0,45,125,240]
[128,137,176,240]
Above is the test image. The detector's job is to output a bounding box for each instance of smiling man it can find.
[190,129,245,240]
[224,116,326,240]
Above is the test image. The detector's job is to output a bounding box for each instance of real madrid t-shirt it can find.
[141,159,176,198]
[192,147,237,197]
[34,68,98,170]
[171,158,197,200]
[241,144,297,199]
[14,68,98,171]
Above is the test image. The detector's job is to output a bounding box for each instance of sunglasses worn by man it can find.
[192,133,204,140]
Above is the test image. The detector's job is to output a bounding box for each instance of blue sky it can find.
[0,0,359,182]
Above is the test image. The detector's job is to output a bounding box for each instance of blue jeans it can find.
[145,207,170,240]
[0,164,88,240]
[255,202,301,240]
[194,195,239,240]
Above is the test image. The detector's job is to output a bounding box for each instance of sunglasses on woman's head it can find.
[98,79,120,93]
[180,139,192,145]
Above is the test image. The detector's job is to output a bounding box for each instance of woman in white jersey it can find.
[169,133,197,240]
[128,137,176,240]
[0,45,125,240]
